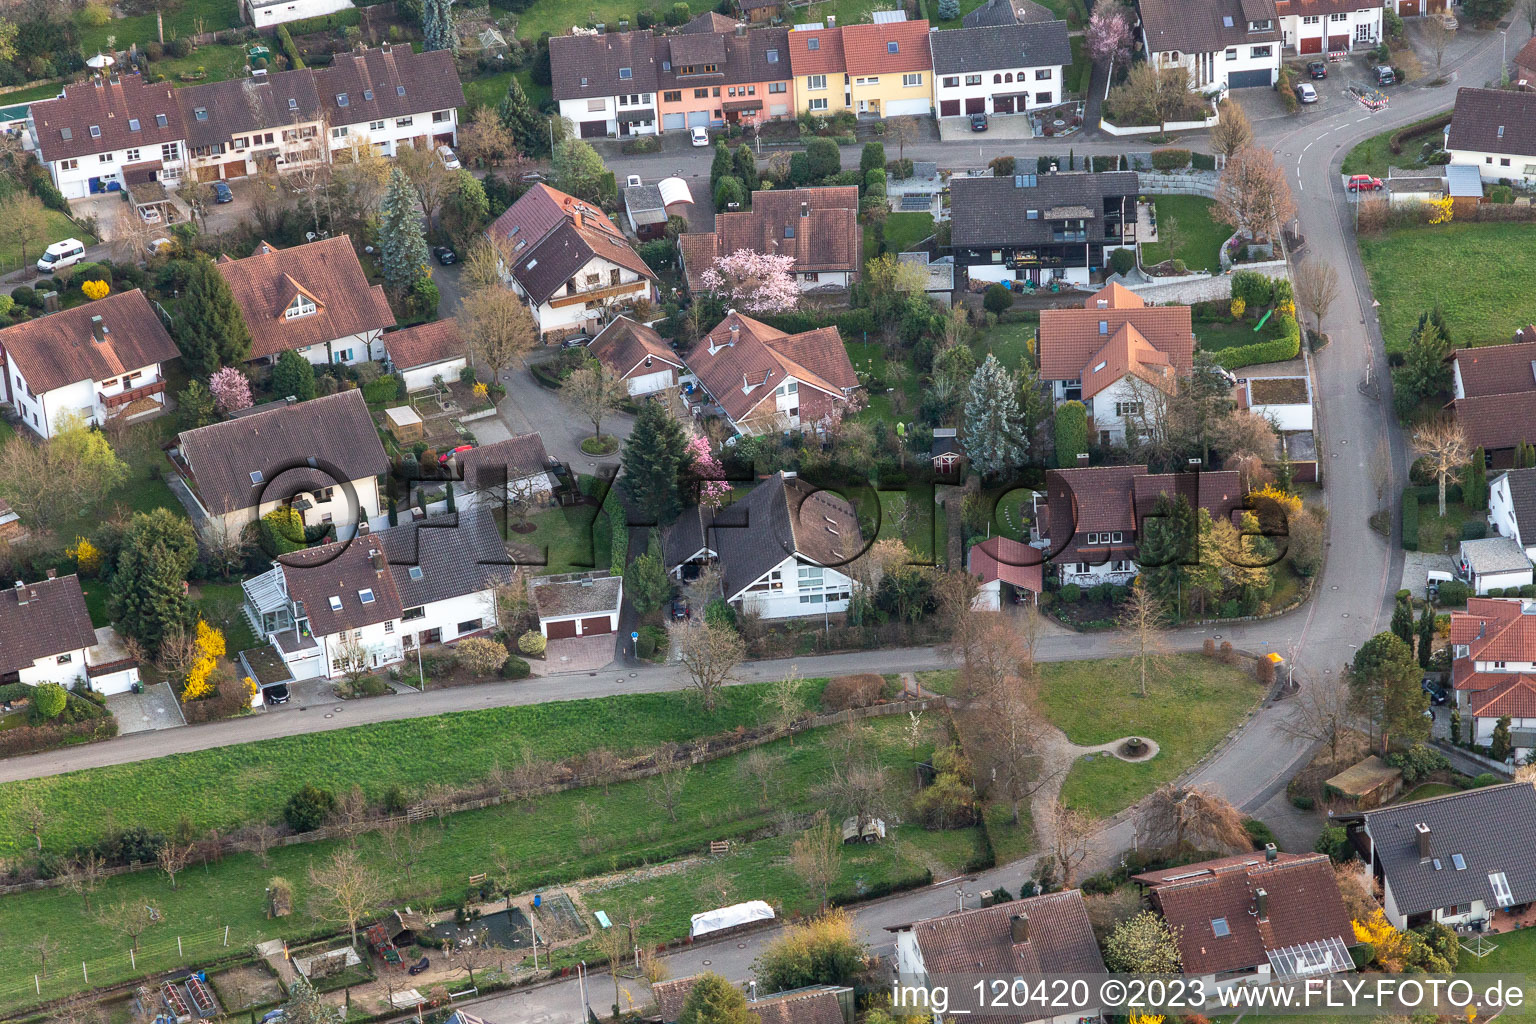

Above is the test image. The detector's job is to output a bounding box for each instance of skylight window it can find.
[363,88,374,101]
[767,49,779,62]
[128,118,140,131]
[358,588,376,604]
[888,41,899,52]
[808,38,819,50]
[288,98,298,110]
[785,225,795,238]
[1452,854,1467,871]
[397,85,406,96]
[156,113,168,127]
[619,67,633,80]
[1491,871,1514,907]
[1212,918,1230,937]
[250,470,264,484]
[328,596,343,611]
[60,127,72,140]
[408,566,424,580]
[1223,15,1234,25]
[337,93,350,107]
[89,125,101,138]
[194,108,208,121]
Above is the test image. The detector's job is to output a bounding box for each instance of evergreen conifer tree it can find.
[379,168,430,299]
[621,401,688,526]
[273,349,317,401]
[498,76,546,156]
[176,257,252,375]
[961,354,1024,477]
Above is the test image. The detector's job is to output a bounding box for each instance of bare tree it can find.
[378,819,433,885]
[0,193,49,273]
[666,619,745,710]
[12,788,45,852]
[97,899,162,953]
[1293,261,1341,340]
[330,784,371,842]
[790,811,843,910]
[1116,578,1169,698]
[645,743,693,823]
[591,911,643,1015]
[246,821,280,867]
[28,933,60,981]
[1049,801,1096,887]
[1423,18,1452,73]
[306,846,383,948]
[157,841,193,890]
[394,138,453,231]
[563,361,630,440]
[816,735,890,835]
[1277,672,1353,762]
[451,929,500,988]
[61,852,107,912]
[1214,145,1296,242]
[458,284,538,380]
[765,667,807,740]
[1209,97,1254,159]
[737,748,783,811]
[333,635,372,686]
[957,675,1060,825]
[1413,420,1469,518]
[1140,784,1250,854]
[109,206,160,264]
[457,106,516,168]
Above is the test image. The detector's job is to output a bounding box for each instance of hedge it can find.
[757,307,877,338]
[281,8,362,34]
[1150,148,1191,171]
[1401,492,1419,551]
[275,25,305,70]
[607,498,628,574]
[1389,113,1452,155]
[1191,151,1217,171]
[1210,313,1301,369]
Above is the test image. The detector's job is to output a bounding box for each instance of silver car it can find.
[1294,83,1318,104]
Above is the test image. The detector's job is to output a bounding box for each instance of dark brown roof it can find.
[1453,392,1536,452]
[282,532,403,637]
[1131,469,1243,527]
[215,237,395,360]
[1134,852,1352,976]
[587,316,682,379]
[1045,465,1147,563]
[1040,283,1194,382]
[509,217,657,307]
[1451,340,1536,399]
[1137,0,1279,54]
[652,979,845,1024]
[929,21,1072,75]
[1447,88,1536,159]
[679,10,741,32]
[31,74,186,164]
[684,312,858,425]
[379,507,515,610]
[385,320,465,371]
[176,390,389,516]
[682,187,860,289]
[549,31,660,101]
[312,46,465,125]
[178,69,323,149]
[949,172,1139,254]
[453,433,553,487]
[657,26,792,89]
[0,575,97,673]
[967,536,1044,593]
[0,289,179,393]
[489,183,595,248]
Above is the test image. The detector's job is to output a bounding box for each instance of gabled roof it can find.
[379,507,515,611]
[312,46,465,125]
[786,26,845,77]
[31,74,186,164]
[0,289,178,393]
[549,31,659,101]
[1451,340,1536,399]
[281,532,403,637]
[949,172,1139,251]
[967,536,1044,594]
[215,237,395,360]
[489,185,656,307]
[0,575,97,673]
[657,26,792,90]
[840,20,931,75]
[385,320,465,372]
[1493,468,1536,545]
[678,10,740,33]
[1453,391,1536,453]
[929,21,1071,75]
[963,0,1059,26]
[1362,783,1536,918]
[176,390,389,516]
[1449,597,1536,661]
[653,980,846,1024]
[1517,35,1536,71]
[1039,283,1195,382]
[1045,466,1242,562]
[1132,470,1243,527]
[1080,322,1177,400]
[178,69,323,149]
[1133,852,1353,977]
[1139,0,1280,54]
[587,316,682,379]
[683,312,858,425]
[1470,673,1536,718]
[1447,87,1536,159]
[681,186,861,289]
[454,433,554,487]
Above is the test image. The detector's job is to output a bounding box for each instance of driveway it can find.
[105,682,185,735]
[937,113,1036,142]
[494,356,636,470]
[533,634,619,675]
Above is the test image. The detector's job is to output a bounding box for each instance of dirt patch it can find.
[209,963,285,1011]
[1249,377,1309,404]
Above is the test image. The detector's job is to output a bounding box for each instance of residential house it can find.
[241,507,511,681]
[1516,36,1536,86]
[735,0,784,24]
[680,311,860,436]
[679,186,862,293]
[1448,597,1536,756]
[216,237,395,365]
[0,574,98,690]
[550,31,660,138]
[890,889,1106,1022]
[1274,0,1381,56]
[385,320,467,392]
[968,535,1044,608]
[1042,465,1242,584]
[1488,468,1536,561]
[947,171,1139,288]
[1445,87,1536,185]
[787,20,934,117]
[653,979,850,1023]
[930,20,1072,118]
[169,390,389,540]
[963,0,1060,27]
[1458,537,1534,596]
[1355,783,1536,928]
[315,45,464,156]
[530,571,623,639]
[1449,339,1536,468]
[1038,282,1195,444]
[1132,849,1356,986]
[0,289,179,438]
[450,433,558,507]
[1382,0,1445,17]
[662,470,861,620]
[488,184,659,342]
[586,316,683,397]
[29,73,187,199]
[243,0,354,27]
[180,69,326,183]
[657,24,795,130]
[1136,0,1281,92]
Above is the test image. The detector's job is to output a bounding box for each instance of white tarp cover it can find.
[690,900,775,938]
[657,177,694,209]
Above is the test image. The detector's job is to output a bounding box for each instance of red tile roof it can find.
[684,312,858,425]
[840,20,932,74]
[586,316,681,379]
[385,320,464,371]
[1452,341,1536,399]
[1450,598,1536,663]
[1471,673,1536,717]
[682,187,862,289]
[0,289,179,393]
[1518,35,1536,73]
[1080,322,1176,400]
[31,74,186,164]
[786,26,845,77]
[968,536,1044,594]
[1039,283,1194,382]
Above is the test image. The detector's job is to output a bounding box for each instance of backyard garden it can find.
[1138,195,1227,274]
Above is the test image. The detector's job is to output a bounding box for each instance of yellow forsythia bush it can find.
[81,279,110,300]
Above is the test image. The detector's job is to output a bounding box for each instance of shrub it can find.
[32,683,67,720]
[11,285,36,308]
[456,637,509,676]
[1191,151,1217,171]
[911,771,978,829]
[1461,520,1487,541]
[983,283,1014,314]
[1471,772,1502,788]
[1150,148,1192,171]
[1291,794,1315,810]
[1209,312,1301,370]
[1230,270,1273,307]
[501,655,531,679]
[1109,248,1137,276]
[1386,743,1451,785]
[821,673,885,711]
[704,598,736,629]
[1436,580,1469,605]
[1400,493,1419,551]
[517,630,547,655]
[1059,583,1081,603]
[283,784,336,833]
[362,374,401,404]
[1314,823,1351,862]
[1243,818,1279,851]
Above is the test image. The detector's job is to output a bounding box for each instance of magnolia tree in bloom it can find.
[1086,4,1134,70]
[209,366,253,413]
[684,433,732,510]
[698,250,799,314]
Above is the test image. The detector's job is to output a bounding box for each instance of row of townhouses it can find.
[27,44,463,200]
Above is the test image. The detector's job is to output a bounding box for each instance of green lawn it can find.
[0,211,95,276]
[972,314,1038,371]
[1041,654,1263,819]
[144,44,253,88]
[877,489,942,562]
[513,0,647,42]
[1359,223,1536,353]
[881,211,935,254]
[1139,195,1228,274]
[1414,497,1473,556]
[509,500,606,574]
[0,81,74,104]
[1398,782,1460,802]
[462,68,551,114]
[1067,35,1090,95]
[1195,310,1289,353]
[1341,114,1446,178]
[77,0,244,54]
[195,582,259,654]
[847,340,922,427]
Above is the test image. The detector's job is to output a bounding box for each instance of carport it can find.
[124,162,177,225]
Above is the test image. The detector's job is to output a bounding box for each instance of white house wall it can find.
[320,618,403,678]
[17,648,89,688]
[207,474,382,542]
[1447,148,1536,184]
[7,360,168,438]
[48,141,186,200]
[1280,9,1381,53]
[400,356,468,392]
[732,555,854,620]
[247,0,355,27]
[625,367,676,396]
[934,64,1062,117]
[289,328,385,367]
[1489,476,1524,548]
[328,109,459,158]
[403,589,499,647]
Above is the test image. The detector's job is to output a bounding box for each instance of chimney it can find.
[45,568,56,580]
[1415,822,1432,859]
[12,580,24,605]
[1009,913,1029,944]
[827,14,836,25]
[1076,452,1090,465]
[736,21,747,35]
[90,315,108,344]
[572,209,583,229]
[370,549,386,575]
[801,201,809,218]
[1264,842,1277,862]
[1255,888,1269,921]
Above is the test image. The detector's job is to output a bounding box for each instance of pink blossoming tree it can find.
[684,433,732,511]
[1086,4,1134,71]
[209,366,253,413]
[698,250,799,314]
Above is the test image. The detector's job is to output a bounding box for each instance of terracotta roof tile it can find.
[587,316,682,379]
[683,187,861,289]
[385,320,464,371]
[683,312,857,425]
[1081,322,1176,400]
[967,536,1044,593]
[1449,598,1536,661]
[1452,341,1536,399]
[1471,673,1536,717]
[1453,391,1536,453]
[840,20,932,74]
[1040,284,1194,382]
[31,74,186,164]
[786,26,845,77]
[1517,36,1536,72]
[0,290,178,394]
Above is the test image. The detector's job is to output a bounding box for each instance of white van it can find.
[37,238,86,273]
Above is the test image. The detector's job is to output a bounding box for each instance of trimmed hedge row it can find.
[1389,114,1452,156]
[1401,492,1419,551]
[282,8,362,34]
[756,307,877,338]
[1211,313,1301,369]
[275,25,304,70]
[607,499,628,575]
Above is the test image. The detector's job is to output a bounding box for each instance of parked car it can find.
[437,144,461,170]
[1347,174,1385,192]
[211,181,234,204]
[433,245,458,265]
[1437,12,1457,29]
[1374,65,1396,86]
[1306,60,1328,79]
[1422,678,1449,705]
[139,206,162,224]
[145,236,174,257]
[264,682,291,705]
[37,237,86,273]
[671,596,690,620]
[1427,569,1454,599]
[1294,83,1318,104]
[690,125,710,147]
[438,442,477,464]
[970,112,989,132]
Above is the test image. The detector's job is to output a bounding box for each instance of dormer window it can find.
[285,294,318,319]
[1248,19,1271,29]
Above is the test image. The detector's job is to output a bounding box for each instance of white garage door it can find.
[687,110,711,128]
[886,99,932,116]
[663,112,685,131]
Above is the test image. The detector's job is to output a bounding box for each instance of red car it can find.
[1347,174,1385,192]
[437,443,476,464]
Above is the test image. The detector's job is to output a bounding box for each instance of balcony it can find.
[548,279,648,309]
[100,377,166,411]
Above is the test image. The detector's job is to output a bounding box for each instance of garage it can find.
[939,99,960,116]
[965,96,985,114]
[687,110,711,128]
[1328,34,1348,49]
[579,119,607,138]
[579,615,614,636]
[1299,35,1323,53]
[223,159,247,179]
[1398,0,1419,15]
[887,99,930,116]
[1227,69,1274,88]
[663,112,685,131]
[546,618,579,639]
[531,571,624,639]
